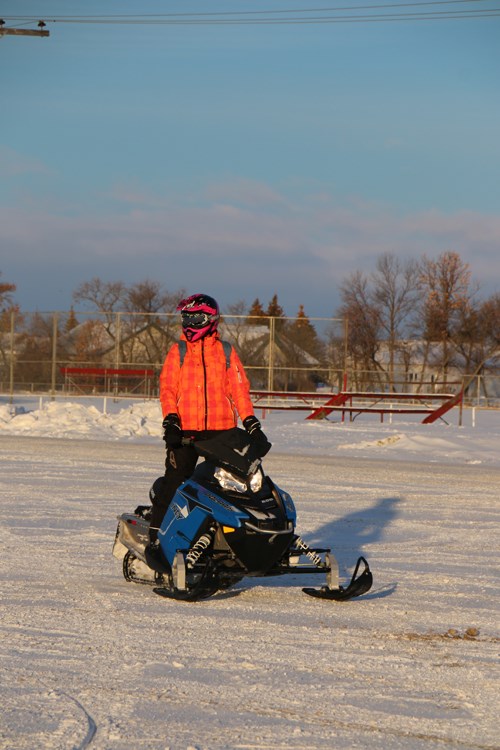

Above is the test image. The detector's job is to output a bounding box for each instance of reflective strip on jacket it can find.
[159,334,255,431]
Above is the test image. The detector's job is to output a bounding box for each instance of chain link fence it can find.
[0,310,345,397]
[1,310,499,407]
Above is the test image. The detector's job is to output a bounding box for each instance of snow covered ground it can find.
[1,397,499,749]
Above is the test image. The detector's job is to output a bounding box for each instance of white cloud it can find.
[2,183,499,314]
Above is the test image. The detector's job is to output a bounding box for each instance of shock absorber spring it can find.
[186,532,213,567]
[294,536,323,567]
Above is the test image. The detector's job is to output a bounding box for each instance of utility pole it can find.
[0,20,50,37]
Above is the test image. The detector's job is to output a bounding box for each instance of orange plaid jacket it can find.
[159,334,255,432]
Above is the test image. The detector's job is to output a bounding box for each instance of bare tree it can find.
[0,272,16,311]
[418,251,476,387]
[124,280,181,315]
[71,278,186,365]
[122,281,185,364]
[480,293,500,352]
[73,277,126,312]
[371,253,421,389]
[454,292,500,398]
[15,313,71,387]
[0,273,18,373]
[338,270,382,389]
[221,300,250,350]
[72,278,126,339]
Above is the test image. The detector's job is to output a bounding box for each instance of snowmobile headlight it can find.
[214,467,247,493]
[214,466,264,494]
[249,467,263,493]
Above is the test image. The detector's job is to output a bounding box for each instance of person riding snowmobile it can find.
[146,293,271,560]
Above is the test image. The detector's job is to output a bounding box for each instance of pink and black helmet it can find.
[177,293,220,342]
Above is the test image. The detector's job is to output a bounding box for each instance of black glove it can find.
[243,415,272,458]
[162,413,182,449]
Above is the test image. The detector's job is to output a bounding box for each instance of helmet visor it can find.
[181,311,214,329]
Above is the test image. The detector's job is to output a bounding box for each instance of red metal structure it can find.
[250,388,464,424]
[305,389,464,424]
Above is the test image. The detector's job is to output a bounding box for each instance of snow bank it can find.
[0,398,162,440]
[1,396,499,466]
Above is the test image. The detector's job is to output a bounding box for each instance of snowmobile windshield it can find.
[194,428,262,478]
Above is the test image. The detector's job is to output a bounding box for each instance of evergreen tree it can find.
[247,298,266,319]
[65,307,79,333]
[266,294,285,318]
[290,306,323,358]
[295,305,308,327]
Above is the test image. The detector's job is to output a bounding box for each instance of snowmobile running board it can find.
[302,556,373,601]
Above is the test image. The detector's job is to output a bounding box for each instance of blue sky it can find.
[1,1,500,317]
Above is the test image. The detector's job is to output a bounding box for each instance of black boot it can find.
[144,535,169,572]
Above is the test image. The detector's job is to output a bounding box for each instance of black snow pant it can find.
[148,444,199,542]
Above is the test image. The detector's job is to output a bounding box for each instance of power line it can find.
[33,17,500,26]
[16,13,500,25]
[3,0,498,18]
[2,1,499,27]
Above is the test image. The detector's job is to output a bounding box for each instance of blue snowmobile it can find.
[112,428,372,602]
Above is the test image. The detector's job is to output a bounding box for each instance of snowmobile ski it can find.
[302,556,373,601]
[153,584,220,602]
